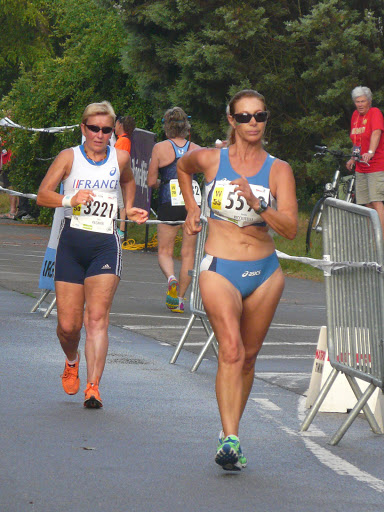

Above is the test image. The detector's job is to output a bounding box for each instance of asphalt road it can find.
[2,287,384,512]
[0,219,326,395]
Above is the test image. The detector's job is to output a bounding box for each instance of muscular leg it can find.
[178,225,197,298]
[240,268,285,418]
[83,274,119,384]
[157,223,180,280]
[200,271,243,437]
[55,281,85,361]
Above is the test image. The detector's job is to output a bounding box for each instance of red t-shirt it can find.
[115,133,131,154]
[350,107,384,173]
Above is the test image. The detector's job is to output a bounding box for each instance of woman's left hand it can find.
[126,207,149,224]
[231,175,259,210]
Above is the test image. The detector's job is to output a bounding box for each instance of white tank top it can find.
[62,145,120,218]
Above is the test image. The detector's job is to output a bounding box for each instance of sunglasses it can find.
[85,123,114,134]
[232,111,269,123]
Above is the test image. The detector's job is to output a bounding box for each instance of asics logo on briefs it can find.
[72,179,118,189]
[101,264,111,270]
[109,167,117,176]
[242,270,261,277]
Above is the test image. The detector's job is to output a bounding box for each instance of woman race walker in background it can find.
[346,86,384,235]
[177,90,297,470]
[37,101,148,409]
[147,107,200,313]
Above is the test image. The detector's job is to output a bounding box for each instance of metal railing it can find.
[169,191,218,371]
[301,198,384,444]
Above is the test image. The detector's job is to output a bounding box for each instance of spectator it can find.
[115,115,136,238]
[346,86,384,234]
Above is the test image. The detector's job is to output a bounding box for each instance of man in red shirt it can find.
[114,115,136,236]
[346,86,384,233]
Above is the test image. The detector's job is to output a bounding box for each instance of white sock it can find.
[67,355,78,366]
[168,275,177,284]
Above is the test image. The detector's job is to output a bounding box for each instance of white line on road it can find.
[251,396,384,493]
[250,398,281,411]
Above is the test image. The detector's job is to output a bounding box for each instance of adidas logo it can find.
[101,264,111,270]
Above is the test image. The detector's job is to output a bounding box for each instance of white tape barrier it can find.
[0,117,78,133]
[0,186,37,199]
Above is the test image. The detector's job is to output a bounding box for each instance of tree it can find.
[0,0,52,98]
[1,0,152,221]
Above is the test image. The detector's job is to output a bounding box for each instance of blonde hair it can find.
[163,107,190,138]
[81,101,116,125]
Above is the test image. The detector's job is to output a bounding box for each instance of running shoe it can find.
[171,298,184,314]
[166,278,179,310]
[215,434,244,471]
[218,430,247,469]
[84,382,103,409]
[117,228,124,238]
[61,351,80,395]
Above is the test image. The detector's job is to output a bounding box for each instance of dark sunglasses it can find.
[85,123,114,134]
[232,111,269,123]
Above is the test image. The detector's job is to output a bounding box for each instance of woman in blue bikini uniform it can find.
[177,89,298,471]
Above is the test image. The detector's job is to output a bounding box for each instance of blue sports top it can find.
[158,140,190,205]
[206,148,276,227]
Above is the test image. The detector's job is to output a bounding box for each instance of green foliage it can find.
[1,0,152,221]
[107,0,384,207]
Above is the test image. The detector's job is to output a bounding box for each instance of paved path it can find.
[1,288,384,512]
[0,220,326,395]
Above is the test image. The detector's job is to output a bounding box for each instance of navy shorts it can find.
[157,202,187,222]
[55,218,122,284]
[200,252,280,298]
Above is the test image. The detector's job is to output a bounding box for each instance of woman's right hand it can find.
[346,158,355,171]
[72,189,95,207]
[184,205,202,235]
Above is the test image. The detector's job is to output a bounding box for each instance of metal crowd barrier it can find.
[301,198,384,445]
[169,193,219,372]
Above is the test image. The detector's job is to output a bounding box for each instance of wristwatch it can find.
[368,150,375,155]
[255,197,268,214]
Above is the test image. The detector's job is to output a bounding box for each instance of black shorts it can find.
[55,218,122,284]
[157,202,187,222]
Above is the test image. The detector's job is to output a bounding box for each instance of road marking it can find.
[250,398,281,411]
[251,396,384,493]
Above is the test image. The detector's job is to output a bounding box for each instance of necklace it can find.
[84,147,107,163]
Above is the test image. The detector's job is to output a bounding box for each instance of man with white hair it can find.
[346,86,384,234]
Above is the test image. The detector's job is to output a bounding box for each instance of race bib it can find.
[70,190,118,234]
[170,179,202,206]
[210,181,270,227]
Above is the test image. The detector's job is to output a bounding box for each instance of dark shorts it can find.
[200,252,280,299]
[157,202,187,222]
[55,218,122,284]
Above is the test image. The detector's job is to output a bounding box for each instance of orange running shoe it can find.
[84,382,103,409]
[61,351,80,395]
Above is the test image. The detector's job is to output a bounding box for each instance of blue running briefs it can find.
[200,252,279,299]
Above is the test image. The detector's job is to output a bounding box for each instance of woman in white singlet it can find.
[37,101,148,409]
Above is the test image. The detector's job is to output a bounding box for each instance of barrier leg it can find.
[329,383,378,446]
[201,317,211,336]
[345,375,383,435]
[43,296,57,318]
[30,289,51,313]
[169,314,196,364]
[190,332,215,373]
[300,368,339,432]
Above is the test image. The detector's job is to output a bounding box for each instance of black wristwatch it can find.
[255,197,268,214]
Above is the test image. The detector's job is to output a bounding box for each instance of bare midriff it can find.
[204,218,275,261]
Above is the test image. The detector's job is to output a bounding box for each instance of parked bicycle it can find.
[305,145,367,254]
